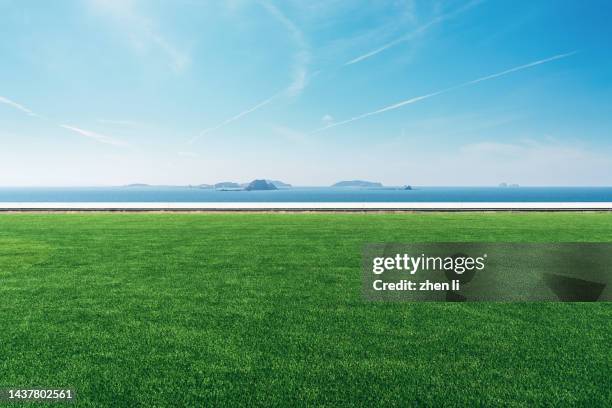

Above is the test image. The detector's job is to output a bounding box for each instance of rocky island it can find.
[268,180,291,188]
[245,179,278,191]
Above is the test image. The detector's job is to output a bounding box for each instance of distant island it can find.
[268,180,291,188]
[116,180,420,190]
[209,180,291,190]
[123,183,151,188]
[332,180,383,188]
[499,182,520,188]
[215,182,241,189]
[245,179,278,191]
[239,180,291,189]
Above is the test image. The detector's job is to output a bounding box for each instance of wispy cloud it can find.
[60,124,128,146]
[191,2,310,143]
[345,0,484,66]
[314,51,577,133]
[88,0,189,72]
[190,93,279,144]
[259,1,311,96]
[459,51,577,86]
[321,114,334,126]
[1,95,128,147]
[0,95,43,118]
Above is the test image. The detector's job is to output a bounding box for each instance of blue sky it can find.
[1,0,611,186]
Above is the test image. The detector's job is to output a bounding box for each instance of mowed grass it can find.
[0,213,610,407]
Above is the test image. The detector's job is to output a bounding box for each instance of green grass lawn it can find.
[0,213,610,407]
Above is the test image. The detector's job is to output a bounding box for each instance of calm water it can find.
[0,187,611,202]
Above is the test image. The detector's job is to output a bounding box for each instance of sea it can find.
[0,186,611,202]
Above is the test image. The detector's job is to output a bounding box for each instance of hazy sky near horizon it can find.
[1,0,612,186]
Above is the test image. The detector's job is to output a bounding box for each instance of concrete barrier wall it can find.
[1,202,612,211]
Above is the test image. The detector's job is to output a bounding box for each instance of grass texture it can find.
[0,213,610,407]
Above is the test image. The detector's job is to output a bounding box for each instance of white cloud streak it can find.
[191,2,310,143]
[314,51,577,133]
[460,51,577,86]
[60,124,128,146]
[190,93,279,144]
[0,95,43,118]
[1,95,127,147]
[259,1,311,96]
[88,0,189,72]
[345,0,484,66]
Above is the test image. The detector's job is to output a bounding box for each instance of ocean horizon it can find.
[1,186,611,203]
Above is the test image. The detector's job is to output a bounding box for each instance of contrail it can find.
[259,0,310,97]
[314,51,577,133]
[0,95,43,118]
[190,2,309,144]
[60,124,128,146]
[462,51,578,86]
[190,93,279,144]
[345,0,484,66]
[1,96,127,147]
